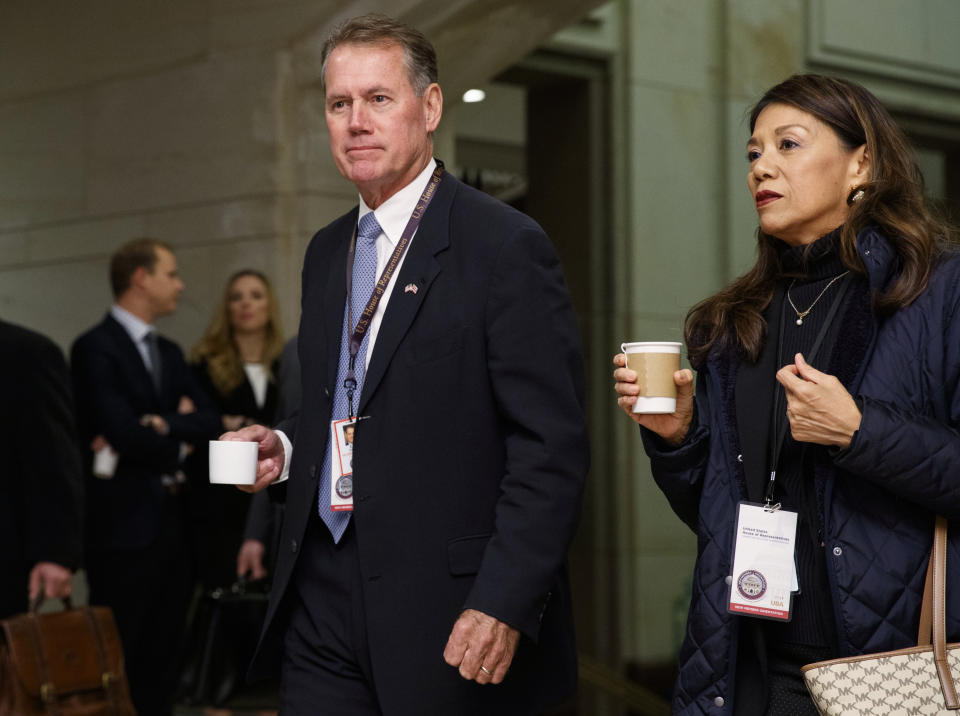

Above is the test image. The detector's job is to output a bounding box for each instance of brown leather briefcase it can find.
[0,604,135,715]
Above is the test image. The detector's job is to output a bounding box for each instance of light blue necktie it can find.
[317,211,382,542]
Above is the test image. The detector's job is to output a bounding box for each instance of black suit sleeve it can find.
[242,489,275,544]
[463,223,589,640]
[276,337,302,419]
[70,335,180,465]
[161,347,220,442]
[18,333,83,569]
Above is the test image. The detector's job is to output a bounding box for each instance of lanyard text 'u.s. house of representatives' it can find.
[342,160,445,419]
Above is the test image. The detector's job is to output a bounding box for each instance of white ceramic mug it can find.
[208,440,258,485]
[620,341,683,414]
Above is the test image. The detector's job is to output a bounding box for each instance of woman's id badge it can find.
[727,502,798,621]
[329,417,356,512]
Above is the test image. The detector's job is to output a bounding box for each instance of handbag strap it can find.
[920,548,935,646]
[82,608,124,713]
[25,614,62,716]
[931,515,959,709]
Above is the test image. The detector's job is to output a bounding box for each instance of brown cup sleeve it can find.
[627,353,679,398]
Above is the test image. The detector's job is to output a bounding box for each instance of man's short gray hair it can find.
[320,13,438,96]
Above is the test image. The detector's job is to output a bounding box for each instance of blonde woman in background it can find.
[189,269,285,590]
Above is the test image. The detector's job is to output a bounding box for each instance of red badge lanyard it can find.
[343,160,445,417]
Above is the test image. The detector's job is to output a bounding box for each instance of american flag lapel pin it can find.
[404,283,419,295]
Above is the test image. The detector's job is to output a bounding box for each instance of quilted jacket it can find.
[642,228,960,715]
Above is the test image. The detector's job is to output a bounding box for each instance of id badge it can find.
[728,502,798,621]
[329,417,356,512]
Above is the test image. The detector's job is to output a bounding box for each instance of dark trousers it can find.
[280,513,382,715]
[734,620,829,716]
[86,493,193,716]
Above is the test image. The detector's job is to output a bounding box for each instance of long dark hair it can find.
[685,74,951,368]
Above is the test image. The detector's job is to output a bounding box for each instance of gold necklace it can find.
[786,271,849,326]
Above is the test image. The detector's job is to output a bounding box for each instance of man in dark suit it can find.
[71,238,219,716]
[0,320,83,620]
[224,14,589,715]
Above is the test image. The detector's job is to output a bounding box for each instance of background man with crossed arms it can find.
[72,238,218,716]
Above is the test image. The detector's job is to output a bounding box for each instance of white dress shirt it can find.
[244,363,268,409]
[110,304,156,372]
[274,158,438,482]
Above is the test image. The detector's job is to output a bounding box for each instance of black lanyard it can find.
[342,160,445,417]
[764,273,853,505]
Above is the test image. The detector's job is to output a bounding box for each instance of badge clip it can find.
[763,470,779,511]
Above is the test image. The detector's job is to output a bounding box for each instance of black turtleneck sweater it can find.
[733,230,855,714]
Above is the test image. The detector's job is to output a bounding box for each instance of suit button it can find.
[833,545,843,557]
[714,696,724,707]
[323,387,330,398]
[309,465,317,477]
[291,539,298,553]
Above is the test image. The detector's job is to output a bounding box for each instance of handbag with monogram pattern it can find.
[802,515,960,715]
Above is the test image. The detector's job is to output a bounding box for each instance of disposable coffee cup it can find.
[621,341,682,414]
[92,445,118,479]
[209,440,258,485]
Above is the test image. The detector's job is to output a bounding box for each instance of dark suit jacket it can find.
[275,335,301,419]
[254,174,589,713]
[70,314,220,552]
[0,320,83,618]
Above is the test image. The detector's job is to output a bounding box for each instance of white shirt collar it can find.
[358,158,437,244]
[110,304,153,343]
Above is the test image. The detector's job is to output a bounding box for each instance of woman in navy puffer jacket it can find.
[614,74,960,715]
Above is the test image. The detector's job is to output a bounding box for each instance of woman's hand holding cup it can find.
[613,352,694,445]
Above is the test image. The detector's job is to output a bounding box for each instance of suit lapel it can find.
[322,214,355,391]
[358,177,454,413]
[104,314,156,401]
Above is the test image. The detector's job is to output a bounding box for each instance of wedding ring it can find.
[480,666,492,676]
